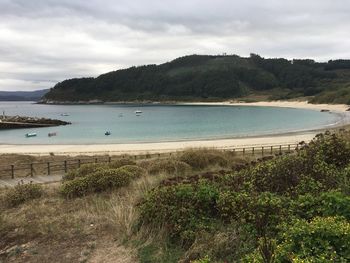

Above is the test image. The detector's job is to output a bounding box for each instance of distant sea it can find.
[0,101,344,145]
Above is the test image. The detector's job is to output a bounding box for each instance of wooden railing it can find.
[0,143,300,179]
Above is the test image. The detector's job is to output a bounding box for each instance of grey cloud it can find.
[0,0,349,91]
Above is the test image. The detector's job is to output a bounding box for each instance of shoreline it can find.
[0,100,349,156]
[0,132,318,156]
[180,100,350,113]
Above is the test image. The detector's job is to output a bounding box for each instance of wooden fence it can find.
[0,143,300,179]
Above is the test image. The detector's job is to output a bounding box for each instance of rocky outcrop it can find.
[0,116,71,129]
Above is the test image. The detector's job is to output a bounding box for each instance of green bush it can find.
[275,217,350,262]
[117,165,146,178]
[217,191,289,236]
[3,183,43,208]
[108,158,136,169]
[291,191,350,220]
[60,168,132,198]
[179,149,229,170]
[62,163,106,181]
[140,182,220,244]
[148,159,192,175]
[302,133,350,168]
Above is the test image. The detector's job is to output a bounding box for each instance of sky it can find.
[0,0,350,91]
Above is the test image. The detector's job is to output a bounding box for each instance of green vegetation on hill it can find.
[43,54,350,103]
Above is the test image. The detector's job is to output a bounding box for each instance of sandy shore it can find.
[0,132,317,156]
[182,100,349,113]
[0,100,348,156]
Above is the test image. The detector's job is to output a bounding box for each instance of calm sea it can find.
[0,102,344,144]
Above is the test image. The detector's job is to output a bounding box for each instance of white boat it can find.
[60,113,70,116]
[25,133,37,138]
[134,110,142,114]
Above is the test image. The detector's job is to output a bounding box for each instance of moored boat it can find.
[25,133,37,137]
[48,132,57,137]
[135,110,142,114]
[105,131,111,136]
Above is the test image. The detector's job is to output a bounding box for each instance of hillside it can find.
[0,89,49,101]
[43,54,350,104]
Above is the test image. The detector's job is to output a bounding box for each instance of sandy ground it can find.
[183,100,349,113]
[0,101,348,156]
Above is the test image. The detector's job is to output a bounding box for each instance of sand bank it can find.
[182,100,349,113]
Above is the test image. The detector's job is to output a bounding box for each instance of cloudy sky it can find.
[0,0,349,91]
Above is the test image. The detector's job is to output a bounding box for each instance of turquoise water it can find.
[0,102,343,144]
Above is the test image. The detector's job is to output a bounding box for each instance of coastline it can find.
[180,100,350,113]
[0,100,348,156]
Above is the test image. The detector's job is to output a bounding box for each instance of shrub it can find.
[60,168,132,198]
[3,183,43,208]
[62,163,106,181]
[179,149,229,170]
[217,191,289,236]
[291,191,350,220]
[302,133,350,168]
[139,182,220,244]
[148,159,192,175]
[275,217,350,262]
[108,158,136,169]
[117,165,146,178]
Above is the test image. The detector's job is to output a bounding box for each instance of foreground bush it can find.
[3,183,43,208]
[276,217,350,262]
[118,165,146,178]
[147,159,192,175]
[62,163,106,181]
[138,133,350,261]
[140,182,220,244]
[180,149,230,169]
[108,158,136,169]
[60,168,132,198]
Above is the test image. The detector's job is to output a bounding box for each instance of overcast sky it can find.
[0,0,349,91]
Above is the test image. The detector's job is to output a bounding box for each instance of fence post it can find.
[108,156,111,163]
[78,159,81,168]
[64,160,67,173]
[252,147,255,155]
[11,165,14,179]
[288,144,291,152]
[279,145,282,154]
[30,163,34,177]
[262,147,264,156]
[243,148,245,155]
[47,162,50,175]
[270,146,273,154]
[95,158,98,163]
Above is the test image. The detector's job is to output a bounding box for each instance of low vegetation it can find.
[1,183,43,208]
[1,133,349,262]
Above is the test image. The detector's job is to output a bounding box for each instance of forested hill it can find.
[43,54,350,104]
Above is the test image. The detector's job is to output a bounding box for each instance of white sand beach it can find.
[0,101,348,156]
[183,100,349,113]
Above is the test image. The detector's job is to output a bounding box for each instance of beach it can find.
[0,101,348,156]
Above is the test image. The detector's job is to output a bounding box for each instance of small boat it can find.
[105,131,111,136]
[25,133,37,138]
[135,110,142,114]
[60,113,70,116]
[48,132,57,137]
